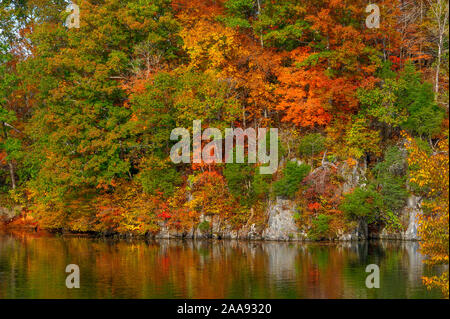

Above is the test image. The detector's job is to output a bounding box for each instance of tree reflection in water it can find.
[0,231,444,299]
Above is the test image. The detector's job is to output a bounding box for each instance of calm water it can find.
[0,231,445,299]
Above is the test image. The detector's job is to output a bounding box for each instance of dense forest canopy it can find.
[0,0,448,296]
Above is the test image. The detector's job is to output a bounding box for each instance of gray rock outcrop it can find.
[375,195,421,240]
[0,206,20,223]
[262,197,306,241]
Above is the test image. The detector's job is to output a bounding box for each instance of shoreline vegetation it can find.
[1,0,448,297]
[0,192,426,242]
[0,224,423,242]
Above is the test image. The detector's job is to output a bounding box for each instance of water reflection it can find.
[0,231,443,299]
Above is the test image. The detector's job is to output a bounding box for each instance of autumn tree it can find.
[405,133,449,298]
[273,0,383,128]
[423,0,449,103]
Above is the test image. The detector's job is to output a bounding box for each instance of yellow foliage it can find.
[405,133,449,298]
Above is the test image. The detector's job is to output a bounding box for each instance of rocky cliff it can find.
[153,159,421,242]
[372,195,421,240]
[0,206,20,224]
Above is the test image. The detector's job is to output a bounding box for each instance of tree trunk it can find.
[434,33,442,97]
[8,162,16,189]
[256,0,263,48]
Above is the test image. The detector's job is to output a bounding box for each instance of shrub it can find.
[374,146,408,212]
[382,210,404,232]
[379,178,408,212]
[344,118,381,159]
[223,162,254,206]
[308,214,331,240]
[224,158,271,207]
[139,165,182,198]
[339,185,384,224]
[274,162,310,198]
[198,220,210,232]
[298,133,325,157]
[252,171,271,198]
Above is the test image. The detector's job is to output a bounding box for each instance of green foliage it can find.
[398,63,444,137]
[127,72,178,156]
[252,170,270,198]
[298,133,325,158]
[0,106,16,124]
[308,214,331,240]
[376,60,397,80]
[223,162,254,205]
[1,137,21,161]
[198,220,211,232]
[1,1,68,42]
[252,0,309,50]
[139,164,182,198]
[1,46,17,126]
[344,118,381,159]
[339,185,384,224]
[274,162,310,198]
[375,146,406,176]
[359,62,444,138]
[378,178,408,213]
[171,70,242,129]
[224,0,255,18]
[223,158,271,207]
[222,0,310,50]
[382,210,404,232]
[17,0,183,202]
[0,47,16,106]
[374,146,408,212]
[414,137,433,155]
[357,79,409,127]
[221,0,254,28]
